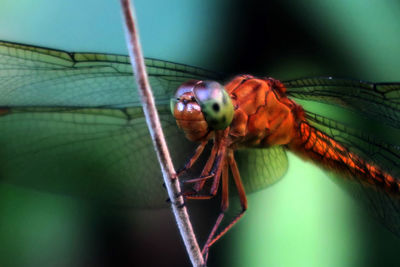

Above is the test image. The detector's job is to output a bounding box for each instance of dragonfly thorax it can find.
[225,75,304,148]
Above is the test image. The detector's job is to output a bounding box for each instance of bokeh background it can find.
[0,0,400,266]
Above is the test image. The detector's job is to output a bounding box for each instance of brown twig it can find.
[119,1,205,266]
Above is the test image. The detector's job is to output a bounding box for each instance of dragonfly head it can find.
[170,80,234,141]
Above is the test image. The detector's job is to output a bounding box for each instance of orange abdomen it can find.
[288,121,400,194]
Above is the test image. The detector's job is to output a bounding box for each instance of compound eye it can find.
[173,80,201,99]
[193,81,234,130]
[170,80,201,115]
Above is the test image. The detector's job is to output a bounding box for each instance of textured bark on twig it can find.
[119,1,205,266]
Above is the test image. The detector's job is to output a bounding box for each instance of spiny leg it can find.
[202,157,229,261]
[176,139,208,177]
[165,139,209,204]
[200,129,229,193]
[185,129,229,199]
[210,149,248,246]
[193,130,226,191]
[185,139,227,200]
[180,139,215,184]
[182,140,219,199]
[202,149,248,256]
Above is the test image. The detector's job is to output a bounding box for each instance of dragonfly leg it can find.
[192,139,219,192]
[183,173,214,184]
[194,129,228,190]
[208,144,227,195]
[202,149,248,257]
[184,129,229,200]
[201,157,229,260]
[176,139,208,176]
[185,141,227,200]
[180,140,218,200]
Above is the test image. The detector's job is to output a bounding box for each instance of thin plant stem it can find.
[119,1,205,266]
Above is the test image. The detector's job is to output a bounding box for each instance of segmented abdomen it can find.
[289,121,400,194]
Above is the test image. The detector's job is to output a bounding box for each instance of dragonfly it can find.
[0,40,399,259]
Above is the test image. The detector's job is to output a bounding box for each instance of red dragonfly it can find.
[0,41,399,260]
[171,76,400,258]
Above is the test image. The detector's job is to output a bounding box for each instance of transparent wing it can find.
[0,40,223,208]
[0,40,220,108]
[235,147,288,194]
[285,77,400,236]
[304,111,400,235]
[284,77,400,128]
[0,106,196,208]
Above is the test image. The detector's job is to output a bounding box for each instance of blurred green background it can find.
[0,0,400,266]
